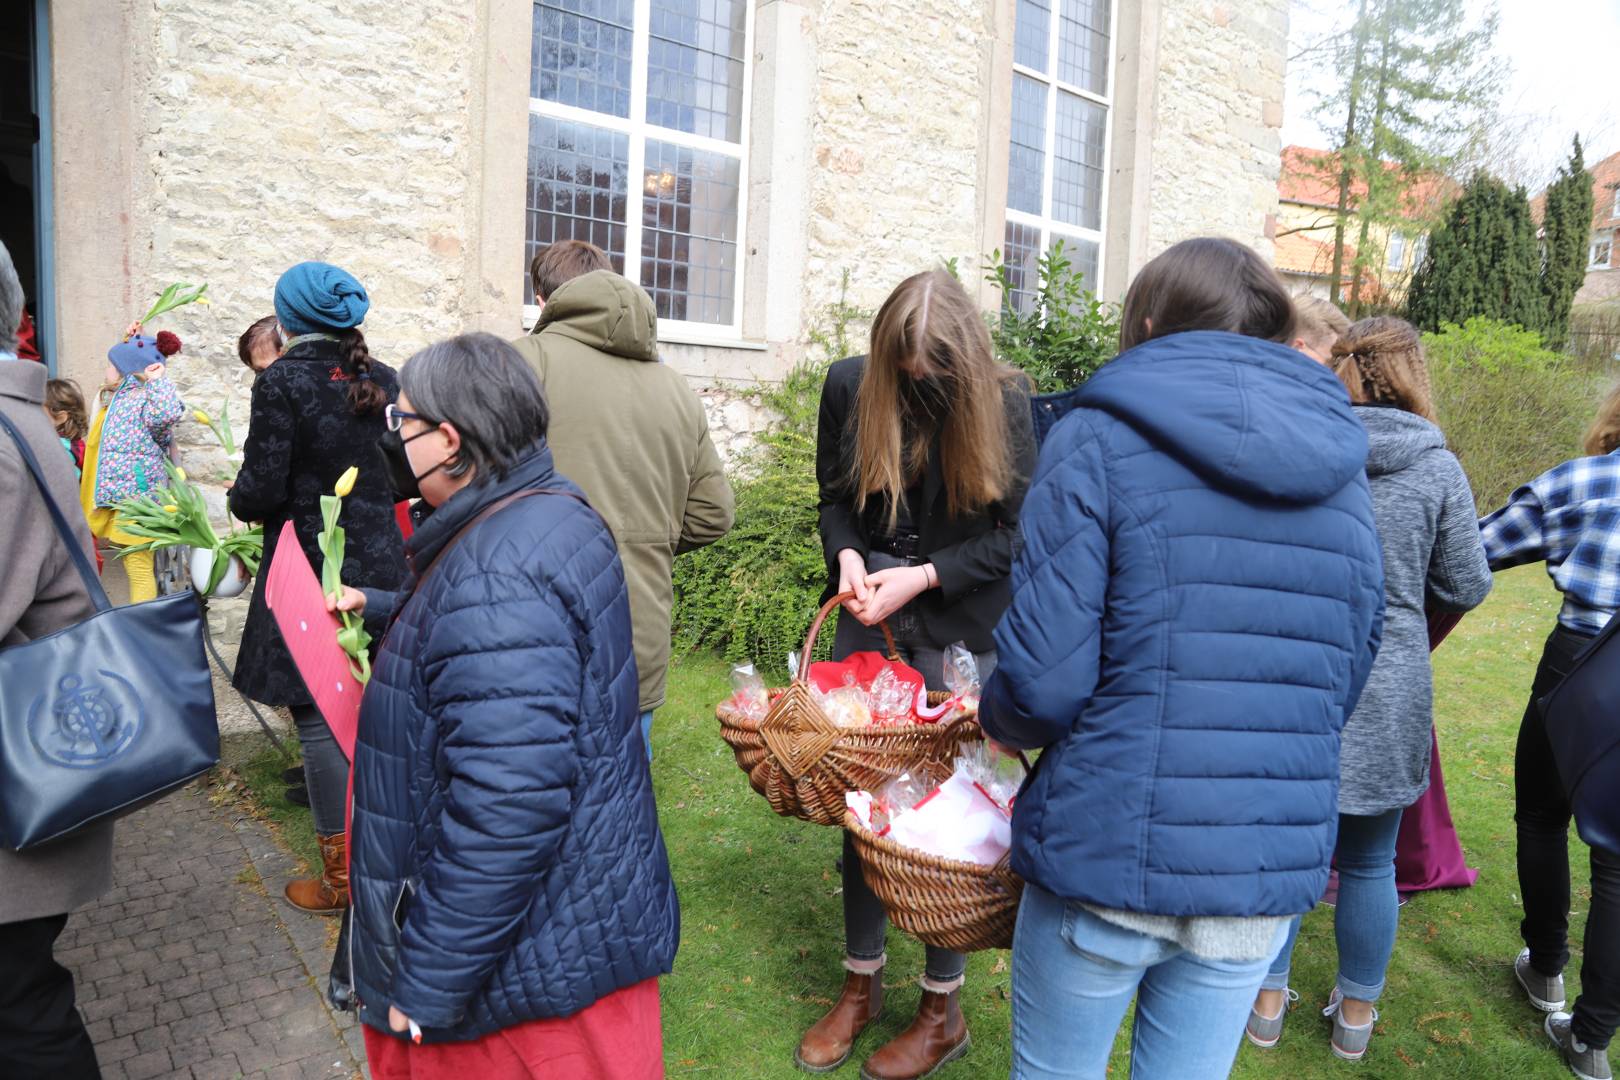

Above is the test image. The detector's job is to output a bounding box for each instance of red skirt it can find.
[364,978,663,1080]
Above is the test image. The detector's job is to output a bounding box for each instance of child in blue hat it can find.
[79,332,185,601]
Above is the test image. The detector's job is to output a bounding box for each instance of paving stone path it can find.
[58,784,367,1080]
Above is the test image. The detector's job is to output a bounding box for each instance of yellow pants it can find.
[120,547,156,603]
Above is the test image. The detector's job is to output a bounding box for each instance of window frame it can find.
[1591,228,1614,271]
[523,0,756,342]
[1004,0,1118,302]
[1386,231,1407,272]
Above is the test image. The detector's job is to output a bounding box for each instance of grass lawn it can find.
[240,565,1588,1077]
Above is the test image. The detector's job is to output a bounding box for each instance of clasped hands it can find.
[836,548,936,626]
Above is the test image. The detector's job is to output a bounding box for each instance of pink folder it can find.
[263,521,361,760]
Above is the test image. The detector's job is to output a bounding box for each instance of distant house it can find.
[1274,146,1447,305]
[1535,148,1620,307]
[1274,232,1365,300]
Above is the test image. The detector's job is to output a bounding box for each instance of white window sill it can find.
[658,331,769,352]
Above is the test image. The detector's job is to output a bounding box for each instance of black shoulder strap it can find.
[0,409,113,613]
[395,486,592,617]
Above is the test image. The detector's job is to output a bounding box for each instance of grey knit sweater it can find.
[1338,405,1492,814]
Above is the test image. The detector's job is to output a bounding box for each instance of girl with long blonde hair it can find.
[801,269,1034,1080]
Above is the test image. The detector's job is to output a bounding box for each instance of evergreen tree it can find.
[1296,0,1502,308]
[1539,137,1595,350]
[1407,173,1542,334]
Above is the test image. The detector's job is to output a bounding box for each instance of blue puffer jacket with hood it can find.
[982,330,1385,919]
[347,442,679,1042]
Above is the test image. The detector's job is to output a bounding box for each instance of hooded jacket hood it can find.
[535,269,658,363]
[1079,330,1369,504]
[1354,403,1446,478]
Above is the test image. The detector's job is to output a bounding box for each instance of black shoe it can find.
[285,785,310,807]
[281,766,305,785]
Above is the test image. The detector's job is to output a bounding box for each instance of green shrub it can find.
[985,241,1121,393]
[1426,317,1607,511]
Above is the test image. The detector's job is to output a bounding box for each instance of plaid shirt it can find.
[1480,450,1620,634]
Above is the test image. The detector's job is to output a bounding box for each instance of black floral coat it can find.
[228,338,407,707]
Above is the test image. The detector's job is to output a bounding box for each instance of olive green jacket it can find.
[512,270,734,712]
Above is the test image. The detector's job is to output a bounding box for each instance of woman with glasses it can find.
[229,261,407,916]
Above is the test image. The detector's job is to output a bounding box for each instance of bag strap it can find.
[392,486,591,623]
[0,410,113,613]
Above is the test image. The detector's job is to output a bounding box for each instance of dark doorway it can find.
[0,1,47,366]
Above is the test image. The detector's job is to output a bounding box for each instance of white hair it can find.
[0,242,22,355]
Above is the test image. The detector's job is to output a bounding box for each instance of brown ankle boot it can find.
[858,987,969,1080]
[795,969,885,1073]
[283,832,349,915]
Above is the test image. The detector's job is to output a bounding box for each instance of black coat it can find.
[228,339,407,706]
[815,356,1035,652]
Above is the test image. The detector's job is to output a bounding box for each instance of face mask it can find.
[377,428,450,501]
[902,374,952,420]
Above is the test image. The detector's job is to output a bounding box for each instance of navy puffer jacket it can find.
[982,331,1385,919]
[349,444,679,1041]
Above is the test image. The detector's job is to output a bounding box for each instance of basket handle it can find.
[800,592,899,680]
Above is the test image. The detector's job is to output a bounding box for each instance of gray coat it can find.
[1338,405,1493,815]
[0,360,114,924]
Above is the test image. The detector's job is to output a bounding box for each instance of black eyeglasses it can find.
[384,404,434,433]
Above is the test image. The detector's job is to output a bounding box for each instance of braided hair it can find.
[339,327,387,415]
[1329,316,1437,424]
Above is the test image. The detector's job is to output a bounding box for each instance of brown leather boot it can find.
[283,832,349,915]
[858,987,969,1080]
[795,969,885,1073]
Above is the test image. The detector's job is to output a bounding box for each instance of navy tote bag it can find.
[0,411,218,851]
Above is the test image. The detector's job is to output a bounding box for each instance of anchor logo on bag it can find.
[27,673,145,768]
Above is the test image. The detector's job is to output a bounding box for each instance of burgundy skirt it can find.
[364,978,663,1080]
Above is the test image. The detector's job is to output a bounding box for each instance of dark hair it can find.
[236,315,281,369]
[1119,238,1296,351]
[339,327,387,415]
[399,332,550,482]
[45,378,88,441]
[530,239,612,303]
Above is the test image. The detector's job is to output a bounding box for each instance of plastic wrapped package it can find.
[954,742,1023,813]
[884,772,1012,866]
[729,663,770,722]
[942,642,981,721]
[816,679,874,729]
[867,667,914,726]
[869,770,936,833]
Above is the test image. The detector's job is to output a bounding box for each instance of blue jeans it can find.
[1263,806,1405,1002]
[1010,882,1287,1079]
[640,710,654,761]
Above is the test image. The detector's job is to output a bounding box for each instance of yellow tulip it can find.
[334,466,359,498]
[192,409,212,426]
[163,504,179,514]
[174,467,187,482]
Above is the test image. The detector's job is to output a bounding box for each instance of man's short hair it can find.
[530,240,613,303]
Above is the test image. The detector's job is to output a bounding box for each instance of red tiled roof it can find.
[1532,148,1620,230]
[1274,231,1356,277]
[1279,146,1452,220]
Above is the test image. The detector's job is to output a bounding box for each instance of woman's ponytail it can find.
[340,328,387,415]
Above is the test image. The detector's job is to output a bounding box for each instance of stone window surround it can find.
[522,0,756,341]
[45,0,1163,394]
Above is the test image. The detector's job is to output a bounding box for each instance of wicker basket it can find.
[844,809,1024,952]
[715,593,982,826]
